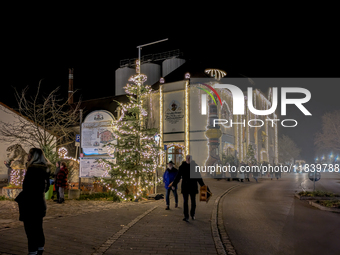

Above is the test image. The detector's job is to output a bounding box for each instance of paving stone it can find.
[0,180,237,254]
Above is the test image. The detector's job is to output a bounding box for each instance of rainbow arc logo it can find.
[195,83,222,115]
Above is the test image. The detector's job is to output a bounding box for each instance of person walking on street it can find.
[163,161,179,210]
[53,161,61,202]
[170,155,205,222]
[251,162,259,183]
[14,148,50,255]
[242,161,250,182]
[56,161,68,204]
[270,168,273,180]
[275,164,281,180]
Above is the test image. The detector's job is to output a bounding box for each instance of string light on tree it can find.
[99,60,162,201]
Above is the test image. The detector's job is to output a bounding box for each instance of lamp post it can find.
[136,38,168,74]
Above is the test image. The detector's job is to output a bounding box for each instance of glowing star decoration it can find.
[58,147,68,158]
[205,69,227,81]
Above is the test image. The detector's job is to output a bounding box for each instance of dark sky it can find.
[2,7,339,162]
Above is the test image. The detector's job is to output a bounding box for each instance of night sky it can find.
[2,8,339,163]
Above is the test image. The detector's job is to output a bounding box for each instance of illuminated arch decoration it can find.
[260,148,269,162]
[223,143,235,156]
[166,143,185,155]
[220,101,232,128]
[166,143,186,165]
[205,69,227,81]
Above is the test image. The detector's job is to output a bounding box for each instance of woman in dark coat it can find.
[15,148,50,255]
[56,161,68,204]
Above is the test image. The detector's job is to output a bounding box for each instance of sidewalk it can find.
[0,179,240,255]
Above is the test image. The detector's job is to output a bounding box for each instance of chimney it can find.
[68,68,74,104]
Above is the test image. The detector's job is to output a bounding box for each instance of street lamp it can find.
[136,38,168,74]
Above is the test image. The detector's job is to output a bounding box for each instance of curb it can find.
[211,185,239,255]
[308,201,340,213]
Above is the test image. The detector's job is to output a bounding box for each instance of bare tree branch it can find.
[0,81,80,151]
[315,110,340,152]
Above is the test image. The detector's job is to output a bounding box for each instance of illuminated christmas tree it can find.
[99,60,162,201]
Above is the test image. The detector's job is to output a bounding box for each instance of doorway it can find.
[167,145,184,168]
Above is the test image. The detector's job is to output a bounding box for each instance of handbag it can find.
[200,185,213,203]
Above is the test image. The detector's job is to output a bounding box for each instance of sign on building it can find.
[81,110,116,156]
[80,110,116,178]
[79,158,115,178]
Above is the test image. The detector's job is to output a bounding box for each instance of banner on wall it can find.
[81,110,116,156]
[164,91,185,133]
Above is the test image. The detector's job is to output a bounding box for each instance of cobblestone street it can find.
[0,179,233,255]
[0,197,156,231]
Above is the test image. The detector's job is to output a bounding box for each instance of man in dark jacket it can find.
[163,161,178,210]
[171,155,205,222]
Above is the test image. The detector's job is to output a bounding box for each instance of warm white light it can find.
[201,94,207,115]
[204,69,226,81]
[185,81,189,155]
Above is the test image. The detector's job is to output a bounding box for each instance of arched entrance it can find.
[260,148,268,162]
[166,144,185,168]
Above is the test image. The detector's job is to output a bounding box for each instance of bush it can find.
[317,200,340,208]
[298,190,339,197]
